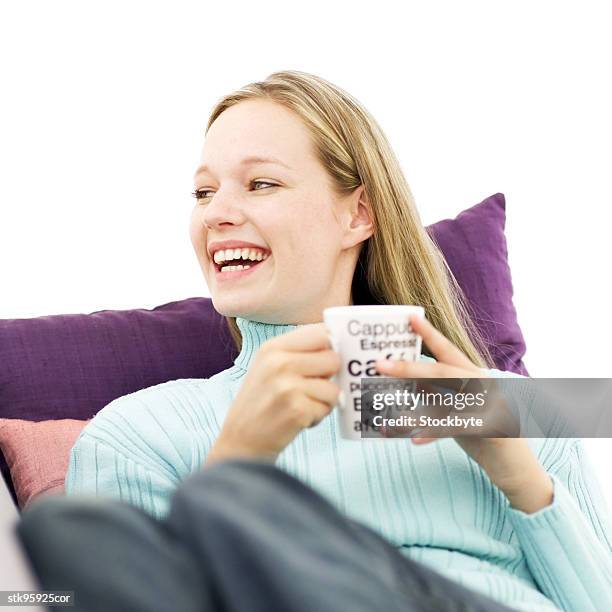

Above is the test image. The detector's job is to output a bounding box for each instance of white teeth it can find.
[220,264,252,272]
[213,247,269,265]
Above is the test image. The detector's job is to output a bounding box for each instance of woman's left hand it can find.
[374,314,554,514]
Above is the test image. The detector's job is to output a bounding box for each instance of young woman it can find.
[52,71,611,611]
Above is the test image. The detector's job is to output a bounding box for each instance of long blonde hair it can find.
[204,70,494,368]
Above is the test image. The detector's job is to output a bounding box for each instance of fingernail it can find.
[409,427,424,438]
[338,391,345,407]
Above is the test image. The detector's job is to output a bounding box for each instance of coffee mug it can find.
[323,305,425,440]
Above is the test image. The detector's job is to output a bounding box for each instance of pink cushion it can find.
[0,418,89,508]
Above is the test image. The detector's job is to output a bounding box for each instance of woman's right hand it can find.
[205,323,342,465]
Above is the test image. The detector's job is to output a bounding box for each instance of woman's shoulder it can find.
[80,371,234,449]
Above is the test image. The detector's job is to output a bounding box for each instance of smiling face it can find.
[189,99,373,324]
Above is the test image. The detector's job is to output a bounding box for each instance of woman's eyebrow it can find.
[193,155,293,179]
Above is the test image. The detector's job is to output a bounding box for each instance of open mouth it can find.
[213,257,267,274]
[211,247,271,276]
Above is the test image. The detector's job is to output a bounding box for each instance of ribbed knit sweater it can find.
[66,317,612,611]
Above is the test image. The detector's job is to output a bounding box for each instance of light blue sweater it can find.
[66,316,612,611]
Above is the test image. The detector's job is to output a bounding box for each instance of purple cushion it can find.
[0,192,527,500]
[0,298,237,502]
[427,193,527,376]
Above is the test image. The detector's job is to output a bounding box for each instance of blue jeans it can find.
[17,460,515,612]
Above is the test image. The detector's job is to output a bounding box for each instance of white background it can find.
[1,1,610,505]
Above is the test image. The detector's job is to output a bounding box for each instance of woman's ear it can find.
[343,185,374,248]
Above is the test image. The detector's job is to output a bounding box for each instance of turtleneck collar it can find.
[231,315,431,374]
[233,316,302,372]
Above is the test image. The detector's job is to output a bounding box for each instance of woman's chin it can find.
[210,294,260,319]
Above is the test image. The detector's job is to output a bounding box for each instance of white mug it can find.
[323,305,425,440]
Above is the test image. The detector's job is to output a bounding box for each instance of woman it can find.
[56,70,611,610]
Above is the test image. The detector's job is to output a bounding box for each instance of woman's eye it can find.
[191,188,213,201]
[191,181,276,203]
[251,180,276,191]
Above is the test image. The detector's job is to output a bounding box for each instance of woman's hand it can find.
[206,323,341,466]
[375,314,554,514]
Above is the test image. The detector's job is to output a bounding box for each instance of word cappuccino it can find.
[348,319,418,352]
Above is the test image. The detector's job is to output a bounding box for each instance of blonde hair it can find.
[204,70,494,368]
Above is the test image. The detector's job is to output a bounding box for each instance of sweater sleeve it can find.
[65,430,181,520]
[64,379,217,520]
[506,439,612,611]
[483,368,612,608]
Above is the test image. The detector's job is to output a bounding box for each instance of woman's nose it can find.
[201,188,245,230]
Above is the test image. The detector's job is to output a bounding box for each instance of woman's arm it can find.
[505,438,612,611]
[375,314,612,610]
[65,430,181,520]
[65,381,212,520]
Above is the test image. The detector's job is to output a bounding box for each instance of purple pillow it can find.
[427,193,528,376]
[0,192,527,501]
[0,299,237,503]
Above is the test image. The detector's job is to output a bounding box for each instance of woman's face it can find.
[190,99,372,324]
